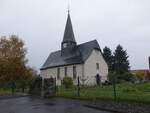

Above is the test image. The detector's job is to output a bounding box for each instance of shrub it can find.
[19,82,27,92]
[102,80,112,85]
[122,72,134,81]
[108,72,117,83]
[28,76,42,95]
[62,77,73,88]
[136,72,146,82]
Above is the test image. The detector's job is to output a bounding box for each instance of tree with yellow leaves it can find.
[0,35,33,83]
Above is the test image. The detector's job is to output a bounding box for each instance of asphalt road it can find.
[0,96,113,113]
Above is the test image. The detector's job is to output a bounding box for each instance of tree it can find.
[122,72,134,81]
[136,72,146,82]
[146,71,150,80]
[0,35,32,83]
[103,46,114,72]
[108,72,117,83]
[27,66,38,76]
[113,45,130,79]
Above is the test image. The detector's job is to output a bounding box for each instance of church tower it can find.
[61,11,77,56]
[41,7,108,85]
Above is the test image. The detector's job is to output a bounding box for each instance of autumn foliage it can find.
[0,35,33,83]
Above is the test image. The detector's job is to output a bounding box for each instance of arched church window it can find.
[57,68,60,79]
[65,67,67,76]
[73,65,76,79]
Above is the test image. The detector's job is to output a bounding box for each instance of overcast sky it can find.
[0,0,150,71]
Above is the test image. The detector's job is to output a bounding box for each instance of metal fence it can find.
[56,76,150,103]
[0,81,29,94]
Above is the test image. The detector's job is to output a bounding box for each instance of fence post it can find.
[77,76,80,97]
[41,78,44,97]
[54,77,57,94]
[113,75,117,102]
[11,81,16,94]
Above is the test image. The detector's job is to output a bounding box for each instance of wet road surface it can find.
[0,96,113,113]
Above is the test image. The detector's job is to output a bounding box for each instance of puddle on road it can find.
[32,103,44,106]
[31,102,55,107]
[31,102,55,110]
[44,102,55,106]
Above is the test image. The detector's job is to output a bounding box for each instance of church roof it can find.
[62,13,76,43]
[41,40,101,70]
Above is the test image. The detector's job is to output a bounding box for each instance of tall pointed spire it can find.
[62,10,76,44]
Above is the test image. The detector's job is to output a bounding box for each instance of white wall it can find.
[84,49,108,85]
[40,64,83,85]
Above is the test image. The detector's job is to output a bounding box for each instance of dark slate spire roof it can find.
[62,12,76,43]
[41,40,101,70]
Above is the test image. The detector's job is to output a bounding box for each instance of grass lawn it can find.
[0,88,29,95]
[56,82,150,104]
[94,82,150,92]
[0,90,12,95]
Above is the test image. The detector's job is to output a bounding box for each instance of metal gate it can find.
[41,78,56,97]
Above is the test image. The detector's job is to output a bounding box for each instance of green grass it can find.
[56,82,150,104]
[0,90,12,95]
[0,88,29,95]
[94,82,150,92]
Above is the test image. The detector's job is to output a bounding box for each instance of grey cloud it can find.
[0,0,150,70]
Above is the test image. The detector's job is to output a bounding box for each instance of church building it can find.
[40,11,108,85]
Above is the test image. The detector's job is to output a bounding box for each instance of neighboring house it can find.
[40,12,108,86]
[130,70,150,81]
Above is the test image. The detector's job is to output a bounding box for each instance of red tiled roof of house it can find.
[130,69,150,75]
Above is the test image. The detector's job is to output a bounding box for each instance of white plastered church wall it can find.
[40,64,83,85]
[40,49,108,86]
[83,49,108,85]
